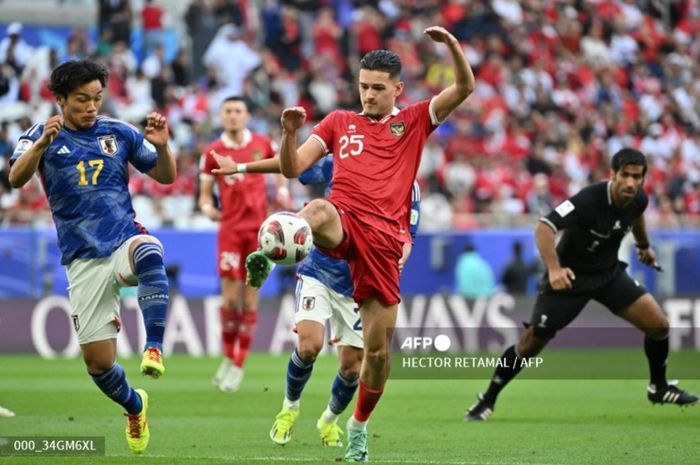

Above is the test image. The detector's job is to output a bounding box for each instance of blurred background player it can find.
[466,148,699,421]
[243,26,474,462]
[199,96,289,393]
[8,60,175,454]
[212,152,421,448]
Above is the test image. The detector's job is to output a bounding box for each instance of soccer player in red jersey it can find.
[245,27,475,461]
[199,96,289,392]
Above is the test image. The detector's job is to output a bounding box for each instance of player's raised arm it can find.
[211,151,282,175]
[144,112,176,184]
[425,26,475,124]
[279,107,326,178]
[9,115,63,188]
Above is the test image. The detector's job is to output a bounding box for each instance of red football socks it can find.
[233,311,258,368]
[353,381,384,422]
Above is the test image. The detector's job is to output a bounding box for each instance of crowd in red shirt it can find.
[2,0,700,229]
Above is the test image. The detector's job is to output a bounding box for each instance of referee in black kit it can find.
[466,148,698,421]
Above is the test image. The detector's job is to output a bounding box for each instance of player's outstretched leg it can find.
[90,363,148,453]
[270,349,314,445]
[643,335,698,406]
[317,373,359,448]
[219,311,257,392]
[465,344,525,421]
[245,251,275,288]
[133,241,169,378]
[648,381,699,406]
[124,389,150,454]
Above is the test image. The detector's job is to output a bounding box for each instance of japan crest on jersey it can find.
[98,135,118,156]
[302,296,315,310]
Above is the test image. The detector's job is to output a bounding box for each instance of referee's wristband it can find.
[237,163,247,173]
[635,243,650,250]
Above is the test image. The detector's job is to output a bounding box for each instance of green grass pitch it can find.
[0,352,697,465]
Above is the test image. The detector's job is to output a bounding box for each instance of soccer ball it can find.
[258,212,313,265]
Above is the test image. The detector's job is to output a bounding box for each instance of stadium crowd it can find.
[1,0,700,230]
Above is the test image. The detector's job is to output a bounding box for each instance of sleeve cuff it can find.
[539,217,558,233]
[428,97,442,126]
[310,134,329,153]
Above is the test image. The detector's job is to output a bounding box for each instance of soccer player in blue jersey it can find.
[8,60,175,454]
[211,152,420,448]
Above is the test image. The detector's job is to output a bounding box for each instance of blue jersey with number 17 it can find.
[10,116,158,265]
[296,155,421,297]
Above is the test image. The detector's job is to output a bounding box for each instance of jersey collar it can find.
[607,181,613,205]
[359,106,400,124]
[221,129,252,149]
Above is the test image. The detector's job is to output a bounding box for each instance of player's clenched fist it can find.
[144,112,169,148]
[39,115,64,147]
[548,267,576,290]
[424,26,457,44]
[281,107,307,132]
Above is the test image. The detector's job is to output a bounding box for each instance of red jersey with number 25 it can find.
[200,129,277,232]
[311,98,439,242]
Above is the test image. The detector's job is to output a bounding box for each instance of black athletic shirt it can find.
[539,181,648,274]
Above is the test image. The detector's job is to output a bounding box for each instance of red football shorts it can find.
[217,228,259,281]
[317,205,404,306]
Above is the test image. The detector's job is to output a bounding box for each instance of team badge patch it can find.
[302,296,315,310]
[252,149,262,161]
[98,135,118,156]
[390,121,405,137]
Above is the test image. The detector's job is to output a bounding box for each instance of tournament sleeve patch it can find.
[554,200,575,218]
[410,208,419,226]
[15,138,34,154]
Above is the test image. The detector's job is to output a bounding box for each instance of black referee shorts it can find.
[529,263,648,339]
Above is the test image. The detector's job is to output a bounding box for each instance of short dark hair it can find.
[611,148,647,176]
[49,60,108,98]
[221,95,250,110]
[359,50,402,79]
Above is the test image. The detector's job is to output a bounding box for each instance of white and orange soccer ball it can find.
[258,212,313,265]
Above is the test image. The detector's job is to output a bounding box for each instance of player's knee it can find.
[297,342,322,362]
[364,347,390,368]
[646,318,670,340]
[82,352,113,374]
[221,298,237,311]
[339,366,360,382]
[300,199,332,230]
[517,331,548,358]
